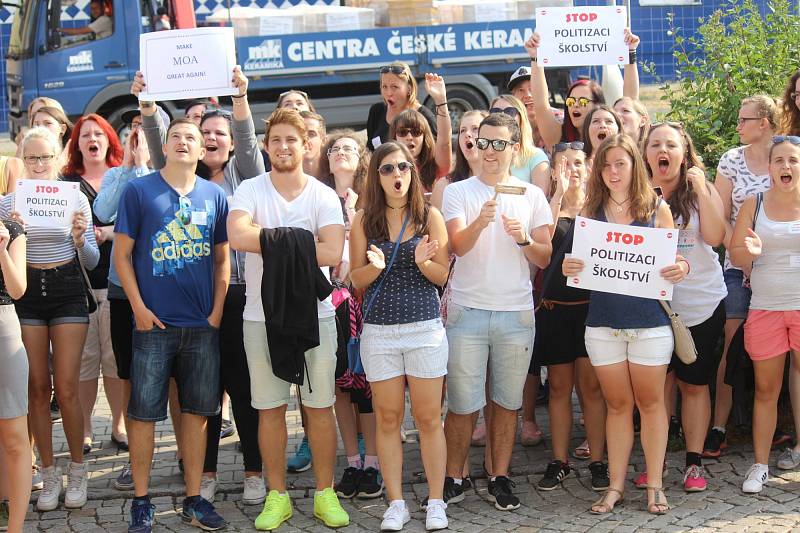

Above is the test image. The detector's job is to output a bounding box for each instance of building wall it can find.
[0,0,772,133]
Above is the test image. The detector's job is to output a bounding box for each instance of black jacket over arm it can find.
[260,227,334,386]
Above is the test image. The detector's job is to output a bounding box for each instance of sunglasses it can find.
[773,135,800,145]
[554,141,585,153]
[489,106,520,118]
[378,161,414,176]
[279,90,309,100]
[201,108,232,121]
[476,138,515,151]
[565,96,594,108]
[396,127,423,138]
[23,154,55,165]
[177,196,192,226]
[380,65,407,75]
[650,120,684,129]
[327,145,358,156]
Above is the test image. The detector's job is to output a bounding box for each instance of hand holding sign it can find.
[562,255,585,277]
[660,255,689,284]
[624,28,640,51]
[523,32,541,60]
[367,244,386,270]
[71,211,88,248]
[232,65,248,97]
[744,228,763,257]
[535,6,628,68]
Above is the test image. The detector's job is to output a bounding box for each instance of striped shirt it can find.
[0,189,99,268]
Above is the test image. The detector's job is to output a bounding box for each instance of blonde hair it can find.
[380,62,419,109]
[21,127,63,179]
[27,97,63,127]
[742,94,779,131]
[491,94,537,168]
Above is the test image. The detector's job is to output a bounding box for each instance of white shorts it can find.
[361,318,448,382]
[243,316,337,410]
[584,325,673,367]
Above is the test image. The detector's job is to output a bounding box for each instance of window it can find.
[50,0,115,49]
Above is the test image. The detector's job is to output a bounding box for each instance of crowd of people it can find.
[1,25,800,533]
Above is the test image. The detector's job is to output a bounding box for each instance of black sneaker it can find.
[421,476,465,511]
[357,467,384,499]
[335,467,362,499]
[488,476,520,511]
[588,461,610,491]
[219,419,236,440]
[462,475,473,491]
[702,428,727,458]
[537,460,572,491]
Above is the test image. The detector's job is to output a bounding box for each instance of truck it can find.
[4,0,572,137]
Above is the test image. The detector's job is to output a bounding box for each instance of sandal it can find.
[573,440,591,460]
[589,488,623,514]
[646,486,669,515]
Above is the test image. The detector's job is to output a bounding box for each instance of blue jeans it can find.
[445,303,534,414]
[128,325,221,422]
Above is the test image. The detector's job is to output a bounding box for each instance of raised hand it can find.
[624,28,641,51]
[524,32,541,59]
[366,244,386,270]
[554,156,570,196]
[131,71,146,98]
[424,73,447,105]
[414,234,439,265]
[231,65,248,97]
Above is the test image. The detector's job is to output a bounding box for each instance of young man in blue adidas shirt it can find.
[114,117,230,532]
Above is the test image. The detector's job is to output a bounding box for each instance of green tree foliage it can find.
[660,0,800,175]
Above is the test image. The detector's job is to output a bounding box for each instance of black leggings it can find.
[204,284,262,473]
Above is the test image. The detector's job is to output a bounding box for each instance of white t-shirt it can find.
[229,173,344,322]
[89,15,112,38]
[442,175,552,311]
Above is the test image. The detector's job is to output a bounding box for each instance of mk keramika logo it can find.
[150,199,214,276]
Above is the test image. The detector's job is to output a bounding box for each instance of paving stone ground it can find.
[18,383,800,532]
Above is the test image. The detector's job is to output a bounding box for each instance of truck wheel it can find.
[426,85,486,126]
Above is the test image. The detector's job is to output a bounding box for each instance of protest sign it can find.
[535,6,628,68]
[14,180,80,228]
[139,27,237,101]
[566,216,678,300]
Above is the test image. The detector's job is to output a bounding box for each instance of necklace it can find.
[609,196,629,213]
[388,203,408,210]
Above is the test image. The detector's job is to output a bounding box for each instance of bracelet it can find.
[532,56,538,63]
[435,102,448,108]
[680,258,690,275]
[231,94,246,99]
[629,50,637,64]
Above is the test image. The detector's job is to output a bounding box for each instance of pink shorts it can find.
[744,309,800,360]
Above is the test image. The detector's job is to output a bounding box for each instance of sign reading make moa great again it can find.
[567,216,678,300]
[139,27,237,102]
[535,6,628,68]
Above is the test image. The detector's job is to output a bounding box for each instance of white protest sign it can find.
[535,6,628,68]
[14,180,80,228]
[567,216,678,300]
[139,27,237,102]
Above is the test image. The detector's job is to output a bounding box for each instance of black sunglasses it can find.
[554,141,585,152]
[773,135,800,145]
[489,106,520,118]
[378,161,414,176]
[396,127,423,138]
[380,65,407,75]
[476,138,515,151]
[201,108,232,121]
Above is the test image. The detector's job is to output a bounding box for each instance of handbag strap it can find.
[359,213,411,331]
[659,299,676,317]
[753,191,763,230]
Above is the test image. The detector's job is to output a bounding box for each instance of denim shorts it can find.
[361,318,448,382]
[15,260,89,326]
[723,268,751,320]
[128,325,221,422]
[445,302,534,414]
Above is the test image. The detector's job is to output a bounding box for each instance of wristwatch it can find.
[516,238,532,247]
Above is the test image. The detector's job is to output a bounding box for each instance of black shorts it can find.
[15,260,88,326]
[532,302,589,368]
[109,295,133,380]
[670,302,725,386]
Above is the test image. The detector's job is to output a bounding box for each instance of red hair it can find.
[63,113,123,176]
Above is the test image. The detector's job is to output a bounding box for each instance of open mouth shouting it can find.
[87,144,100,156]
[657,155,670,175]
[781,172,793,184]
[394,178,403,191]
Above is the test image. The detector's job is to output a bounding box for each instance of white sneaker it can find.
[425,499,448,531]
[200,476,217,502]
[64,462,88,508]
[37,466,62,511]
[742,463,769,493]
[242,475,266,505]
[32,465,43,491]
[381,500,410,531]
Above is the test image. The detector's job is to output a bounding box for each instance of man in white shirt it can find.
[441,112,553,511]
[60,0,112,39]
[227,108,349,531]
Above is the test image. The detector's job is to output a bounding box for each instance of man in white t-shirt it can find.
[227,108,349,531]
[60,0,113,39]
[441,113,553,511]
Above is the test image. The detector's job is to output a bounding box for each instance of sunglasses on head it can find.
[553,141,585,153]
[650,120,684,129]
[396,127,423,138]
[489,106,520,118]
[201,108,232,121]
[475,138,515,151]
[773,135,800,145]
[279,90,309,100]
[378,161,414,176]
[380,65,407,75]
[327,145,358,156]
[565,96,594,108]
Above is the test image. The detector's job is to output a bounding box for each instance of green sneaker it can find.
[0,500,8,531]
[254,490,292,531]
[313,487,349,528]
